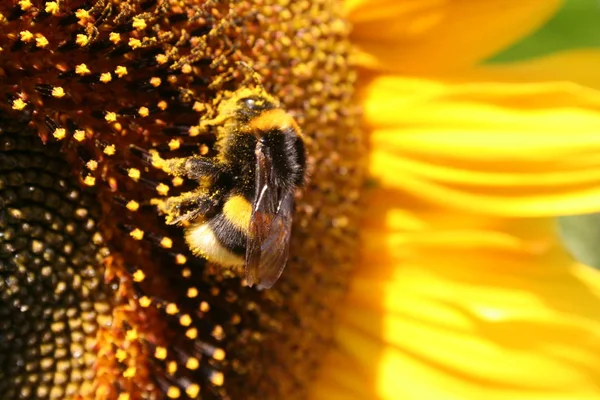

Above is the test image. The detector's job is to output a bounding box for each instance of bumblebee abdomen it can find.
[185,220,246,267]
[259,127,307,189]
[184,194,252,267]
[222,195,252,234]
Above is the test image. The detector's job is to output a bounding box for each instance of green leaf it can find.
[557,214,600,269]
[488,0,600,63]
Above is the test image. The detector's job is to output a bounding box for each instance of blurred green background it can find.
[490,0,600,62]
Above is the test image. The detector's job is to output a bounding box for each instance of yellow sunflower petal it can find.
[312,198,600,399]
[345,0,562,73]
[362,74,600,217]
[464,49,600,91]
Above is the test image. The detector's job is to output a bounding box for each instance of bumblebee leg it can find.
[152,189,220,225]
[149,150,223,180]
[198,112,229,130]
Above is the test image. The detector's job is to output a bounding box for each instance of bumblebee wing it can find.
[246,191,294,289]
[245,145,294,290]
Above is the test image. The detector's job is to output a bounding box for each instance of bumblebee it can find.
[151,86,307,289]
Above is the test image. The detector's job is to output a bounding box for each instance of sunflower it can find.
[310,0,600,399]
[0,1,361,399]
[1,1,600,400]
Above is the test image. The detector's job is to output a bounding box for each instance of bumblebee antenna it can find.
[237,61,266,92]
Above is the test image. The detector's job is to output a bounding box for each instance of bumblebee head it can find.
[213,87,280,127]
[234,94,277,124]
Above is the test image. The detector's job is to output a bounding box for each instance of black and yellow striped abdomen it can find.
[185,194,252,266]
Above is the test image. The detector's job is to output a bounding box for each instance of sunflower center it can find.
[0,114,113,399]
[0,1,365,398]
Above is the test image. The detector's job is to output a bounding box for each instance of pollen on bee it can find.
[100,73,112,83]
[105,112,117,123]
[156,183,170,196]
[177,255,188,266]
[130,228,144,240]
[51,87,65,98]
[132,269,146,282]
[160,237,173,249]
[115,66,128,77]
[186,384,200,398]
[192,102,204,112]
[117,394,130,400]
[75,64,90,75]
[154,346,167,360]
[186,357,199,370]
[157,100,168,111]
[148,150,165,169]
[53,128,66,140]
[126,200,140,211]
